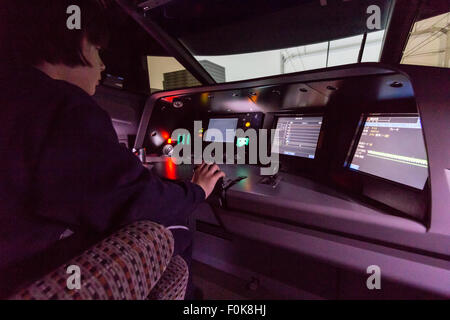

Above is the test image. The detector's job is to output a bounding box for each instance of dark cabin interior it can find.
[1,0,449,301]
[88,0,450,299]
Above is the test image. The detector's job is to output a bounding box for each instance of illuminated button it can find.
[245,122,251,128]
[168,138,172,144]
[236,137,249,147]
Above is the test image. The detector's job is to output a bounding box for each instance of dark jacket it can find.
[0,65,205,277]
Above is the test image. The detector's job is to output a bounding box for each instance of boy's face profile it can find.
[3,1,109,96]
[71,37,106,96]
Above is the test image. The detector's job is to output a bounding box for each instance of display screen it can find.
[272,116,323,159]
[349,116,428,189]
[204,118,238,143]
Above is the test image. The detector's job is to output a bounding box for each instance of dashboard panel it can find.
[141,66,428,222]
[134,63,450,260]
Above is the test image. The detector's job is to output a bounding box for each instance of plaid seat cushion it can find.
[11,221,175,300]
[149,255,189,300]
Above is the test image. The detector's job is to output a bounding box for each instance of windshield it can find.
[147,0,393,83]
[192,30,386,82]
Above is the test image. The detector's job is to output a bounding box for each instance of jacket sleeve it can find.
[32,99,205,233]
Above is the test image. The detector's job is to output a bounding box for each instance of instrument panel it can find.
[139,65,431,223]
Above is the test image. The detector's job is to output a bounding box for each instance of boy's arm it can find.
[33,100,205,233]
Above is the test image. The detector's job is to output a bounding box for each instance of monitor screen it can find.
[272,116,323,159]
[204,118,238,143]
[349,115,428,189]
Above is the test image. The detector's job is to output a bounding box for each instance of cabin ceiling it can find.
[143,0,392,55]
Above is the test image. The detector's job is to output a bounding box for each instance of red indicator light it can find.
[166,157,177,180]
[161,96,178,103]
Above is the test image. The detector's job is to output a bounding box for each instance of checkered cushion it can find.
[148,255,189,300]
[11,221,178,300]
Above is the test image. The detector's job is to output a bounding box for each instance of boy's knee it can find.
[169,228,193,257]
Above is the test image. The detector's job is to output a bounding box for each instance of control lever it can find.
[211,176,247,206]
[212,177,225,196]
[259,174,282,188]
[223,176,247,189]
[209,175,248,232]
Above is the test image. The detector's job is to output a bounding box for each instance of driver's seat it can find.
[9,221,188,300]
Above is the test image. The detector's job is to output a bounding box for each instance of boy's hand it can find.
[191,162,226,199]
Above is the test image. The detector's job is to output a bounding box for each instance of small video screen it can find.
[349,115,428,189]
[204,118,239,143]
[272,116,323,159]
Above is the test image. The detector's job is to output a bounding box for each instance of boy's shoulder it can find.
[1,64,93,103]
[1,63,105,116]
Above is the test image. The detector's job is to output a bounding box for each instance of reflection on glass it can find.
[401,12,450,68]
[362,30,386,62]
[147,56,201,93]
[328,34,364,67]
[195,31,386,83]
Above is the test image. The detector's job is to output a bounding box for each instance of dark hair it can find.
[1,0,109,67]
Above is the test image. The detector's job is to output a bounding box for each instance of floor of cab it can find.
[191,260,322,300]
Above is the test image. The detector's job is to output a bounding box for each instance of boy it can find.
[0,0,223,298]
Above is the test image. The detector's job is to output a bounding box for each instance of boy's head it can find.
[2,0,109,95]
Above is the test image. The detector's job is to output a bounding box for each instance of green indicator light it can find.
[236,137,249,147]
[178,134,185,145]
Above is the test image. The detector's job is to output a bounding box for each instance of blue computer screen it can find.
[349,116,428,189]
[272,116,323,159]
